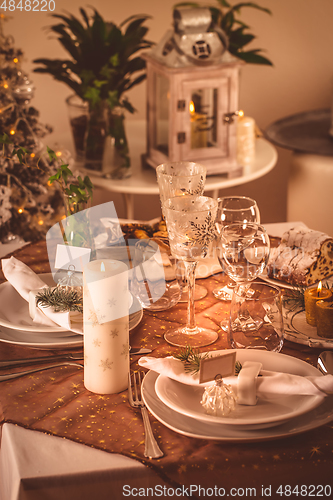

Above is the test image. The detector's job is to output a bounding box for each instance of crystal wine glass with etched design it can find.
[156,161,208,301]
[162,195,218,347]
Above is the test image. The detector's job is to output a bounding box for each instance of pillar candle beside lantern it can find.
[237,111,255,167]
[83,259,129,394]
[304,281,332,326]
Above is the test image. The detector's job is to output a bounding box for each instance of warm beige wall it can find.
[6,0,333,222]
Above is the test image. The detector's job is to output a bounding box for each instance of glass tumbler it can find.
[130,239,182,311]
[229,282,284,352]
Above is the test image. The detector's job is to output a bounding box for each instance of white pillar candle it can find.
[237,115,255,166]
[83,259,129,394]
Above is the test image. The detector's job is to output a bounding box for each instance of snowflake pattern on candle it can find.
[121,342,129,357]
[109,328,119,338]
[88,309,99,327]
[95,309,106,322]
[99,358,113,371]
[93,338,101,347]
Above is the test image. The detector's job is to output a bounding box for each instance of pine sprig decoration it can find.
[174,346,212,375]
[35,287,83,313]
[282,285,306,311]
[174,345,243,376]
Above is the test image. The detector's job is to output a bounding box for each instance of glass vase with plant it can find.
[47,147,95,251]
[34,8,153,177]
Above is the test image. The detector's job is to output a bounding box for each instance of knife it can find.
[0,347,152,368]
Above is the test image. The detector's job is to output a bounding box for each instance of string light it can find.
[3,83,8,89]
[30,153,35,158]
[38,219,44,226]
[56,151,62,157]
[9,129,15,135]
[17,208,24,214]
[13,58,19,64]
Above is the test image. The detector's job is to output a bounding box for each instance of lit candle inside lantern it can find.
[304,281,332,326]
[189,100,207,149]
[237,110,255,167]
[83,259,130,394]
[316,299,333,338]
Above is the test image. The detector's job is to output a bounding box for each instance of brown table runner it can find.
[0,241,332,497]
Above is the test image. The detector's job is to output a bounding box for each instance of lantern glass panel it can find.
[155,73,169,156]
[189,88,218,149]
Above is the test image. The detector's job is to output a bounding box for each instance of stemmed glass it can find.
[163,195,219,347]
[214,196,260,301]
[217,221,270,332]
[156,161,208,301]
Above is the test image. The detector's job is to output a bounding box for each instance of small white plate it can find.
[283,307,333,349]
[142,370,333,442]
[154,350,324,430]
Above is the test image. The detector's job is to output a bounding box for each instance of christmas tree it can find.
[0,15,69,242]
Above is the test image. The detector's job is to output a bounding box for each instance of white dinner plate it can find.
[0,306,143,350]
[154,350,324,430]
[0,325,83,349]
[142,371,333,443]
[283,307,333,349]
[0,273,141,336]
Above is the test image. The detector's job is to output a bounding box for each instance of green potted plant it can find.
[175,0,273,65]
[34,8,153,178]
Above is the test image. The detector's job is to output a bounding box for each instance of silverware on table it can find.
[0,347,151,369]
[128,370,163,459]
[317,351,333,375]
[0,352,84,368]
[0,362,83,382]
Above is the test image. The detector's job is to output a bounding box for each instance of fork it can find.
[128,370,164,459]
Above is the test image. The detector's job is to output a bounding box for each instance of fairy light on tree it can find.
[0,15,69,242]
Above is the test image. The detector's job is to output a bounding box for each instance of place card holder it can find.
[200,352,237,416]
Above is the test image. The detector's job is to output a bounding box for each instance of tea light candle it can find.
[237,112,255,167]
[83,259,129,394]
[189,101,207,149]
[316,299,333,338]
[304,282,332,326]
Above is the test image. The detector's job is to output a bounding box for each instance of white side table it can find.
[84,121,277,219]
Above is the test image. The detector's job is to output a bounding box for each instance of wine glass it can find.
[213,196,260,301]
[156,161,208,301]
[163,195,219,347]
[217,221,270,332]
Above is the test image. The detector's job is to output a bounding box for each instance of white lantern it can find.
[143,7,244,177]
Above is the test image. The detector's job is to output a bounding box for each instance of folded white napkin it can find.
[138,356,333,405]
[1,256,83,334]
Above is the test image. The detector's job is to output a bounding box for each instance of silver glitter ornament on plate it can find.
[201,374,237,416]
